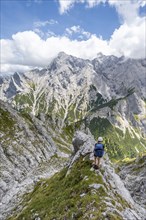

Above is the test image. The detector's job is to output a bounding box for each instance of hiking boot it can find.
[93,164,99,170]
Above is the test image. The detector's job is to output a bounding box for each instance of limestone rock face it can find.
[71,131,95,166]
[0,100,68,220]
[72,131,94,153]
[69,131,146,219]
[0,53,145,139]
[118,155,146,208]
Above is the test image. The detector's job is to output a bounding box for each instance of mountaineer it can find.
[93,137,104,169]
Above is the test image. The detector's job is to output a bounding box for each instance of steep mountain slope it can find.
[0,101,70,220]
[0,53,146,159]
[7,132,146,220]
[117,154,146,207]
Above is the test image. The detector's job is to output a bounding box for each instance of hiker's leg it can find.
[95,157,98,165]
[94,156,96,165]
[97,157,101,167]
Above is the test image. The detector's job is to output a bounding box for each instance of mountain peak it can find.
[57,51,70,59]
[95,52,107,63]
[95,52,119,63]
[96,52,104,58]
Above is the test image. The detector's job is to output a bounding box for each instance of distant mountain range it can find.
[0,52,146,219]
[0,52,146,157]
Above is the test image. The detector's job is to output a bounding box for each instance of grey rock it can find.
[0,101,69,220]
[0,53,145,138]
[119,155,146,208]
[69,131,146,219]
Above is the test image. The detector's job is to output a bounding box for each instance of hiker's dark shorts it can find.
[94,151,104,158]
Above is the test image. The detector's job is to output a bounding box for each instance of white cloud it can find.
[66,25,81,35]
[58,0,76,14]
[58,0,146,24]
[70,25,81,33]
[0,0,145,74]
[86,0,106,8]
[33,28,45,38]
[58,0,107,14]
[0,31,111,74]
[1,64,32,74]
[34,19,58,28]
[65,25,91,39]
[108,0,146,24]
[33,20,58,38]
[46,30,57,37]
[1,22,145,74]
[110,17,146,58]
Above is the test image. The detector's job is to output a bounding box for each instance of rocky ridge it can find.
[118,155,146,208]
[69,131,146,219]
[7,131,146,220]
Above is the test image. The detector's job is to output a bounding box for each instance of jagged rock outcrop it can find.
[118,155,146,208]
[69,131,146,219]
[72,130,94,154]
[70,130,95,166]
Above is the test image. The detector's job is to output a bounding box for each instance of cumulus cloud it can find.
[0,31,112,74]
[1,21,145,74]
[109,17,145,58]
[58,0,107,14]
[0,0,145,74]
[58,0,146,17]
[108,0,146,24]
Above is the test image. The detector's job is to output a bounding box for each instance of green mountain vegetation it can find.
[88,117,146,159]
[8,155,130,220]
[12,84,146,161]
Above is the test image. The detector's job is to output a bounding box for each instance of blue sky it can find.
[1,0,120,40]
[0,0,146,74]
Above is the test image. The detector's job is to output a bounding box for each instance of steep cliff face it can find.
[117,154,146,208]
[7,132,146,220]
[0,101,70,220]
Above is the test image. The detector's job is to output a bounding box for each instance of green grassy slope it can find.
[88,117,146,159]
[8,155,129,220]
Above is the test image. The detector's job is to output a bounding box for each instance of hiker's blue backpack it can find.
[94,143,104,157]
